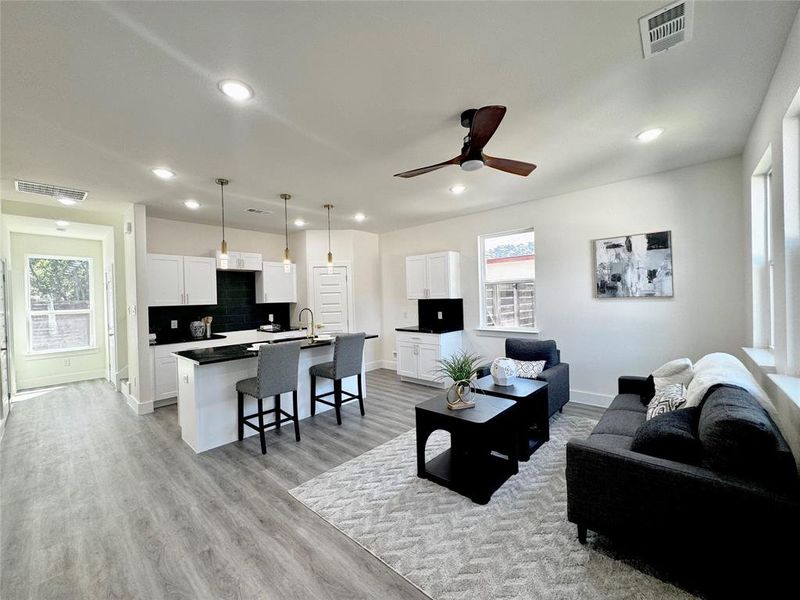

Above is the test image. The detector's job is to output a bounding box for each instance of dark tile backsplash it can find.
[149,270,291,340]
[418,298,464,332]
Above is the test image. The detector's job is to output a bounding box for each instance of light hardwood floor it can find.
[0,369,440,600]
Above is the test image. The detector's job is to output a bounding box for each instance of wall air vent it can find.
[639,1,693,59]
[14,179,88,203]
[245,208,272,215]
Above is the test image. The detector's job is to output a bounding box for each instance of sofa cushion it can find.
[610,393,648,414]
[699,385,797,486]
[651,357,694,390]
[643,375,656,402]
[586,433,634,451]
[593,407,645,437]
[514,359,545,379]
[645,383,687,420]
[632,407,702,464]
[505,339,559,370]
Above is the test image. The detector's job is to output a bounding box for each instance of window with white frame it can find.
[479,229,536,329]
[765,170,776,349]
[26,255,94,353]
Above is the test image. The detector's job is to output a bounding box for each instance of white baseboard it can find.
[17,368,108,390]
[379,360,397,371]
[126,393,154,415]
[0,415,6,444]
[366,360,384,372]
[569,389,614,408]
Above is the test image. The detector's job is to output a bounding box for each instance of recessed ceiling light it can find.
[218,79,254,101]
[354,213,366,222]
[294,219,306,227]
[449,184,467,195]
[636,128,664,143]
[57,197,77,206]
[183,199,200,209]
[152,167,176,180]
[55,220,69,227]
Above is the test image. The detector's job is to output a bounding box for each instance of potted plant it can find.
[436,351,484,410]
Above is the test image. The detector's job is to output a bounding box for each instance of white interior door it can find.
[312,266,350,334]
[104,268,117,386]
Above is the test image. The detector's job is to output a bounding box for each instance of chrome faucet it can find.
[298,307,315,340]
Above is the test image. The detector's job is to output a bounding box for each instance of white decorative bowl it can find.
[490,357,517,386]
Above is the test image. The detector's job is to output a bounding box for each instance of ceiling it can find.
[1,1,797,234]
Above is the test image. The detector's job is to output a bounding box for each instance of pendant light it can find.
[324,203,334,273]
[215,178,229,258]
[281,193,292,273]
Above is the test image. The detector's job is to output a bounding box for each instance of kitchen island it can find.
[174,334,378,453]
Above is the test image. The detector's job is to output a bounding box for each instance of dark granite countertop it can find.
[150,333,227,346]
[174,334,379,365]
[395,326,463,334]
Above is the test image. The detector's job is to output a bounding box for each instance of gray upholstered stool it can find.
[310,333,366,425]
[236,341,302,454]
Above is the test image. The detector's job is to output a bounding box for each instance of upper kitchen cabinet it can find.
[405,251,461,299]
[147,254,217,306]
[215,251,262,271]
[255,262,297,303]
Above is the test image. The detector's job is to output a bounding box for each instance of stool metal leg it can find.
[292,390,300,442]
[237,392,244,441]
[357,373,365,416]
[333,378,343,425]
[310,374,317,416]
[275,394,281,432]
[257,397,267,454]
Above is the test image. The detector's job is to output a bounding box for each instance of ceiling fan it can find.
[394,105,536,178]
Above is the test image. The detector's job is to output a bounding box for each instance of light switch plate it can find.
[171,320,178,329]
[437,311,443,319]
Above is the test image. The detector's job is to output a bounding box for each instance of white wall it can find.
[146,216,285,258]
[380,156,746,407]
[742,10,800,466]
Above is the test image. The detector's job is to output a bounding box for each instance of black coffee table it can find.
[474,375,549,461]
[416,394,518,505]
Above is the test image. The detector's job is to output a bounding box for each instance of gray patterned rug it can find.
[289,414,697,600]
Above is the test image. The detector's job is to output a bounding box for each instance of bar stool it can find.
[310,333,366,425]
[236,341,302,454]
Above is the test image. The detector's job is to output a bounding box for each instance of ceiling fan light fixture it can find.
[460,159,484,172]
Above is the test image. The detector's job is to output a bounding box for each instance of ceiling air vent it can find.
[245,208,272,215]
[14,179,88,203]
[639,1,693,59]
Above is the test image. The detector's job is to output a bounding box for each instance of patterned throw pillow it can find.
[646,383,687,420]
[514,359,546,379]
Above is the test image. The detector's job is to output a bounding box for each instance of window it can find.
[479,229,536,330]
[26,255,94,353]
[765,170,776,350]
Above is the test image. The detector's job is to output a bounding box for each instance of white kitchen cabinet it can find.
[395,330,463,387]
[255,262,297,303]
[215,251,263,271]
[147,254,217,306]
[148,254,184,306]
[405,251,461,299]
[183,257,217,305]
[154,355,178,401]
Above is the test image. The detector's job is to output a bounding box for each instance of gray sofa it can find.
[477,338,569,416]
[566,376,800,596]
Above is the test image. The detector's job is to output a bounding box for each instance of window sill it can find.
[768,374,800,408]
[25,347,99,359]
[741,347,777,374]
[475,327,540,337]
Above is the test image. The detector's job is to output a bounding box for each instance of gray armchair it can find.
[477,339,570,417]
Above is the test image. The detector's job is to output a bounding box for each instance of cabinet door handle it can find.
[186,293,189,304]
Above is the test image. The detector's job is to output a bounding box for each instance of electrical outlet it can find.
[63,358,71,367]
[437,311,443,320]
[171,320,178,329]
[268,314,274,322]
[392,351,397,358]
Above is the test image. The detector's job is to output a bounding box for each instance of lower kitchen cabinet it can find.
[395,330,463,387]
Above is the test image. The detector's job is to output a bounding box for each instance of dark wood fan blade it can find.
[468,106,507,150]
[394,156,461,178]
[484,155,537,176]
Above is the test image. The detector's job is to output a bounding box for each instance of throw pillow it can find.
[514,359,545,379]
[651,358,694,390]
[631,407,702,464]
[646,383,687,420]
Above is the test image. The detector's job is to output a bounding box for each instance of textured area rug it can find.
[290,413,697,600]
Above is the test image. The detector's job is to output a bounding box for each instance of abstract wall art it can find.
[594,230,673,298]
